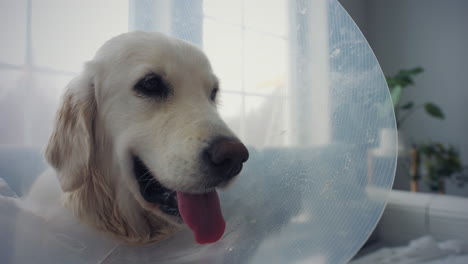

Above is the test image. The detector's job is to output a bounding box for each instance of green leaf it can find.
[386,77,394,88]
[424,103,445,119]
[387,67,425,89]
[401,102,414,110]
[408,67,424,75]
[390,86,402,107]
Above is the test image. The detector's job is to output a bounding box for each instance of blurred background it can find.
[341,0,468,197]
[341,1,468,263]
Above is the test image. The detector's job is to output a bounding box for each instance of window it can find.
[0,0,128,145]
[1,0,332,149]
[203,0,291,149]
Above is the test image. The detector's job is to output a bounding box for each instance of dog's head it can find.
[45,32,249,243]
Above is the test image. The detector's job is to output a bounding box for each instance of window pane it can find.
[217,92,242,135]
[244,95,290,148]
[32,0,128,72]
[0,70,23,99]
[0,0,27,65]
[0,70,25,145]
[26,73,72,145]
[244,30,288,96]
[203,20,243,92]
[203,0,242,25]
[243,0,287,37]
[0,69,72,146]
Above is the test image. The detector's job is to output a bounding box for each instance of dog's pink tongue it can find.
[176,191,225,244]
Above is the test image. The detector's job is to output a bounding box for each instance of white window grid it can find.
[202,4,290,143]
[0,0,300,147]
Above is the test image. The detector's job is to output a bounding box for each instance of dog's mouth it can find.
[132,155,226,244]
[132,156,180,218]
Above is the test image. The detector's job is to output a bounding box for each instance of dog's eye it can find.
[210,87,218,101]
[134,73,172,99]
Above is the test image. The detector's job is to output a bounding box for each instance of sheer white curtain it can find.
[0,0,332,149]
[0,0,128,146]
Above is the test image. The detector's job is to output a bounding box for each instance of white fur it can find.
[25,31,239,244]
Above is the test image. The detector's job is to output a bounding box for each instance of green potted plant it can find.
[386,67,445,129]
[386,67,446,192]
[416,142,463,193]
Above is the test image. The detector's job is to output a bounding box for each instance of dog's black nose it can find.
[204,138,249,181]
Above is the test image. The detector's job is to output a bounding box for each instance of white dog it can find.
[25,31,249,245]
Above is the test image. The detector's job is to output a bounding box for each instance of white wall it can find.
[340,0,468,196]
[338,0,369,37]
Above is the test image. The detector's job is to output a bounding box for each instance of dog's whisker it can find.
[140,170,152,179]
[141,174,158,193]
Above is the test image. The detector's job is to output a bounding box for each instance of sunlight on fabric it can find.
[31,0,128,72]
[0,0,27,65]
[0,0,128,146]
[203,0,330,149]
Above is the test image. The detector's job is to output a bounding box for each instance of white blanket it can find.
[352,236,468,264]
[0,177,17,198]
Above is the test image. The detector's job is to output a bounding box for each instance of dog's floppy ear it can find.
[45,69,97,192]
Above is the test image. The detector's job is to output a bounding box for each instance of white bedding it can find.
[351,236,468,264]
[3,177,467,264]
[0,177,17,198]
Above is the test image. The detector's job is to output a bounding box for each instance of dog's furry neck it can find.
[62,122,178,244]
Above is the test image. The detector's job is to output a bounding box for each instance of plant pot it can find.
[409,147,420,192]
[393,130,413,191]
[397,130,411,157]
